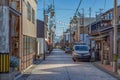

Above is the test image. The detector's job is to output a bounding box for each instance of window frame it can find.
[32,8,35,24]
[27,2,31,21]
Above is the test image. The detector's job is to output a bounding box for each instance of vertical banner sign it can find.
[0,6,9,73]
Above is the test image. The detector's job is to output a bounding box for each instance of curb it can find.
[15,57,45,80]
[92,62,120,80]
[14,65,34,80]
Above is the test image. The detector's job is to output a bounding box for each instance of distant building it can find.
[37,19,51,59]
[71,17,96,43]
[37,20,45,59]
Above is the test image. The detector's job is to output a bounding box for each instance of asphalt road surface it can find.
[18,49,117,80]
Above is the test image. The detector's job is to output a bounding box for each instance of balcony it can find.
[91,20,112,35]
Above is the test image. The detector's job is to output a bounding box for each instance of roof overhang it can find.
[89,34,109,40]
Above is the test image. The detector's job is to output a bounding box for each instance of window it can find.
[32,8,35,23]
[23,36,35,55]
[109,13,112,20]
[74,46,88,51]
[26,36,30,54]
[107,14,109,20]
[105,15,108,20]
[27,2,31,21]
[23,36,27,55]
[30,38,35,53]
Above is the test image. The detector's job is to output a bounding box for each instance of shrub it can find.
[10,56,19,68]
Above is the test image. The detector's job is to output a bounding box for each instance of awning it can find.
[45,39,51,45]
[89,34,109,40]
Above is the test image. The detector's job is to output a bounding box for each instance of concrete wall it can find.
[0,6,9,53]
[22,0,36,37]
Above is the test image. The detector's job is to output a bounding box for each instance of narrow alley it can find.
[17,49,117,80]
[1,0,120,80]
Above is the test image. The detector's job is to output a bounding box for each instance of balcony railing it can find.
[91,20,112,34]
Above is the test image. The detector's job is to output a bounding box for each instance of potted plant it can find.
[10,56,19,71]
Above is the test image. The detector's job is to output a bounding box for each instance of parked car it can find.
[73,42,86,45]
[65,46,71,53]
[72,44,91,62]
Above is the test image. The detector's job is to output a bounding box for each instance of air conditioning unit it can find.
[14,42,19,49]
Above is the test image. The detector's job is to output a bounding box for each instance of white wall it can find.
[65,33,70,42]
[37,38,44,55]
[22,0,36,37]
[80,34,92,49]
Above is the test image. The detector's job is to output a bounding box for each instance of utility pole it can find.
[77,12,80,42]
[43,0,46,60]
[89,7,92,49]
[82,8,84,42]
[89,7,91,34]
[89,7,91,18]
[70,22,72,43]
[49,0,55,48]
[99,9,104,14]
[113,0,118,73]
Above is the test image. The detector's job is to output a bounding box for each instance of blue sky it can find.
[37,0,120,36]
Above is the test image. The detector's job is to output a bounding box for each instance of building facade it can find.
[70,17,96,43]
[0,0,37,72]
[0,0,22,79]
[89,6,120,64]
[21,0,37,71]
[37,20,45,59]
[0,0,22,71]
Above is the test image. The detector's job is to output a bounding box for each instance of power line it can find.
[74,0,83,16]
[92,0,96,8]
[104,0,106,11]
[89,0,96,16]
[37,8,75,11]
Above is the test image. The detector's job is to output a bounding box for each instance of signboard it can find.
[0,6,9,53]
